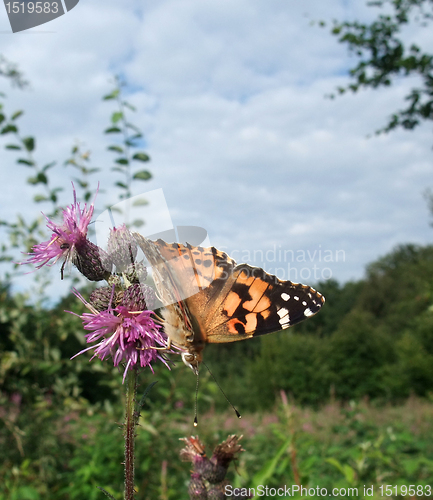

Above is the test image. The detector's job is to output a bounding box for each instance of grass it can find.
[2,395,433,499]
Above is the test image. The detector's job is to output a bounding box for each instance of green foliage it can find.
[202,243,433,408]
[0,72,152,290]
[324,310,393,399]
[103,75,152,201]
[4,394,431,499]
[242,333,329,407]
[324,0,433,135]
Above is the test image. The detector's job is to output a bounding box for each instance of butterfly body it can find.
[134,235,325,373]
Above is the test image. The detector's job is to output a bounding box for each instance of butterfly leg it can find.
[136,345,169,351]
[136,337,172,351]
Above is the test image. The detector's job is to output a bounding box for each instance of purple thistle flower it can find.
[22,185,97,276]
[69,290,173,381]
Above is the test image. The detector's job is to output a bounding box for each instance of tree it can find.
[326,0,433,136]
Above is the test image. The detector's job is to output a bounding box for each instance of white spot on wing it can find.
[281,293,290,301]
[304,307,314,317]
[278,307,290,328]
[277,308,288,318]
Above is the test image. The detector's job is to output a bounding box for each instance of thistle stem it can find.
[124,369,137,500]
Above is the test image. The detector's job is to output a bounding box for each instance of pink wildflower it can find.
[70,290,172,381]
[22,185,96,275]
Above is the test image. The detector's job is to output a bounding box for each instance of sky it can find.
[0,0,432,298]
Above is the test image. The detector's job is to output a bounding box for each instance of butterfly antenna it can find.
[203,361,241,419]
[194,370,199,427]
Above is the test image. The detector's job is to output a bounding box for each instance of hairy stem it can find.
[124,369,137,500]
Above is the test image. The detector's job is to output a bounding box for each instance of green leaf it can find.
[115,158,129,165]
[27,172,48,185]
[115,182,127,189]
[5,144,21,150]
[38,172,48,184]
[111,167,125,173]
[122,101,136,112]
[11,110,23,120]
[74,179,88,189]
[111,111,123,124]
[34,195,48,203]
[131,218,145,227]
[1,124,18,134]
[22,136,35,152]
[326,457,356,484]
[97,486,117,500]
[132,197,149,206]
[42,162,56,172]
[14,485,40,500]
[107,145,124,153]
[0,113,5,124]
[136,381,158,414]
[104,126,121,134]
[251,435,292,489]
[132,152,150,162]
[102,89,120,100]
[17,159,35,166]
[126,122,140,133]
[133,170,152,181]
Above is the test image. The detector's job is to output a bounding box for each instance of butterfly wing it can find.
[134,235,325,371]
[202,263,325,342]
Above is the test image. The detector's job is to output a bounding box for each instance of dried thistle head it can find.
[180,435,245,500]
[180,436,206,462]
[211,435,245,470]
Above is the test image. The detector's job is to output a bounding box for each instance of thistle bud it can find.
[207,483,225,500]
[123,262,148,283]
[73,239,112,281]
[107,274,122,288]
[107,225,138,272]
[189,474,208,500]
[89,287,118,311]
[121,283,156,311]
[200,461,226,485]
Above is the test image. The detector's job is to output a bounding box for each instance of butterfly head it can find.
[181,351,202,375]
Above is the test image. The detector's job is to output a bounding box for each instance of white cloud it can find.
[1,0,432,295]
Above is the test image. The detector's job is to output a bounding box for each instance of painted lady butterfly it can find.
[134,235,325,374]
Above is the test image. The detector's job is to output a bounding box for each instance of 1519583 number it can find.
[379,485,432,496]
[5,2,59,14]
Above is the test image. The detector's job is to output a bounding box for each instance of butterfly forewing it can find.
[203,263,324,342]
[135,236,235,305]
